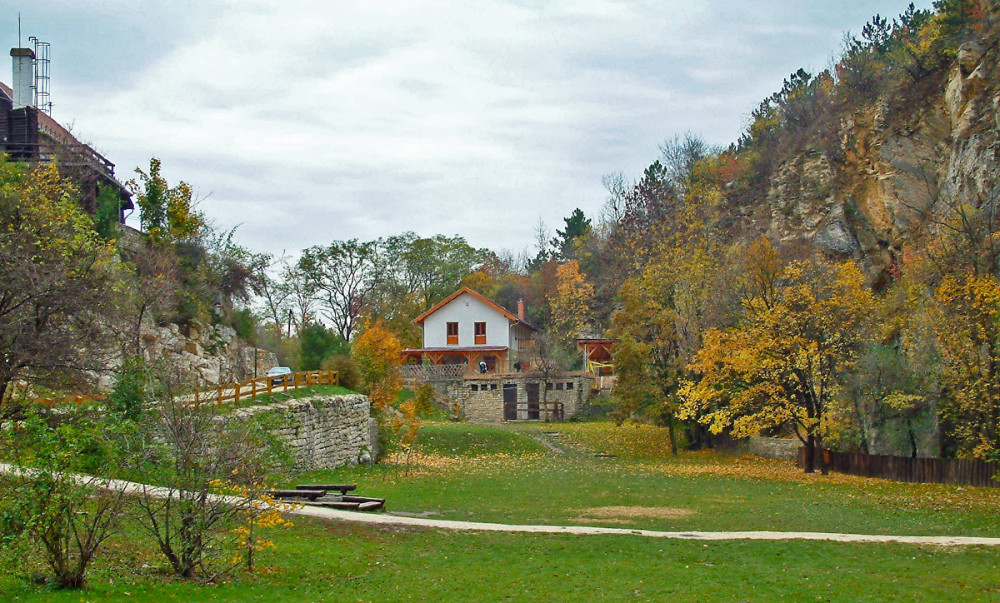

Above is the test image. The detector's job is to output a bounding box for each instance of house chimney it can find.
[517,299,525,321]
[10,48,34,109]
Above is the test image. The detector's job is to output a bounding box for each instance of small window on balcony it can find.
[474,322,486,345]
[447,322,458,345]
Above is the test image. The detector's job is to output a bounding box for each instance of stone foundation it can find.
[445,373,593,424]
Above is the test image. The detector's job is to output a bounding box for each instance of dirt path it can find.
[4,463,997,548]
[301,505,1000,547]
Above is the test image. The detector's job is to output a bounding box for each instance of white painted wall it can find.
[422,292,513,348]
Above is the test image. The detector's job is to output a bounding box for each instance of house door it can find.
[526,383,540,420]
[503,384,517,421]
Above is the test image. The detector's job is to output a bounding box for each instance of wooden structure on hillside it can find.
[1,49,132,218]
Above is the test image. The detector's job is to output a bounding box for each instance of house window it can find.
[546,382,554,391]
[474,322,486,345]
[556,383,564,391]
[471,384,479,392]
[567,382,574,390]
[447,322,458,345]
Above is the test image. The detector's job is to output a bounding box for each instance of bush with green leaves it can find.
[300,323,349,370]
[107,356,152,422]
[0,409,133,589]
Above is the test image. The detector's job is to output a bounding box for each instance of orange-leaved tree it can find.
[353,321,414,460]
[551,260,596,346]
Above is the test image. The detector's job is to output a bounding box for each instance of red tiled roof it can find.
[413,287,536,331]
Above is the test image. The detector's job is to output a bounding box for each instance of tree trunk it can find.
[907,419,918,459]
[804,433,816,473]
[667,414,678,456]
[817,434,828,475]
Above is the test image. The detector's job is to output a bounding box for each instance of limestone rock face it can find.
[759,38,1000,283]
[138,319,278,386]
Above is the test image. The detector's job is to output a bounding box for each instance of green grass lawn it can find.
[6,517,1000,602]
[6,420,1000,601]
[291,421,1000,538]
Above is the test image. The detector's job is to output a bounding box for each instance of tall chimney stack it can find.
[10,48,34,109]
[517,299,525,321]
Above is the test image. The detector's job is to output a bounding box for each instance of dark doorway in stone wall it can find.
[526,383,540,420]
[503,384,517,421]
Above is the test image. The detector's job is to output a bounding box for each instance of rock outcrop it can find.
[758,36,1000,283]
[132,320,277,388]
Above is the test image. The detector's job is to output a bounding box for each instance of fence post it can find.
[217,385,223,407]
[235,383,241,404]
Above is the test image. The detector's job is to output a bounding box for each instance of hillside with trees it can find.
[249,1,1000,469]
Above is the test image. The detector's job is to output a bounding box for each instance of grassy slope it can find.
[6,420,1000,601]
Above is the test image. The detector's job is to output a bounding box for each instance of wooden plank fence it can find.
[31,370,339,409]
[797,448,1000,488]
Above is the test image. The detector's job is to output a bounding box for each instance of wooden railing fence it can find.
[31,370,339,409]
[797,448,1000,488]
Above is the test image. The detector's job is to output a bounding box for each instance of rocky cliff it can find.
[757,39,1000,283]
[116,320,278,389]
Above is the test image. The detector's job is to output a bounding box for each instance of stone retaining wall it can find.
[225,394,375,471]
[746,436,801,461]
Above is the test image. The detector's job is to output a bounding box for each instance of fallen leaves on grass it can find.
[576,506,697,520]
[382,451,548,476]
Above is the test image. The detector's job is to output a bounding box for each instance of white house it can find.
[401,288,536,373]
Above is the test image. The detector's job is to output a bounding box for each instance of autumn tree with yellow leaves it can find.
[932,274,1000,459]
[681,252,874,472]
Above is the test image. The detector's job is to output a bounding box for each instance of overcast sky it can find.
[5,0,932,258]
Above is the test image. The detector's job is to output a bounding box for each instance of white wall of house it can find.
[423,292,513,348]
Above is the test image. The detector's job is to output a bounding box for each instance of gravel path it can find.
[5,463,998,548]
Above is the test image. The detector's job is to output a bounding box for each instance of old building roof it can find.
[413,287,536,331]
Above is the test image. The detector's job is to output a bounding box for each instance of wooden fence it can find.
[797,448,1000,488]
[32,370,339,409]
[504,401,564,422]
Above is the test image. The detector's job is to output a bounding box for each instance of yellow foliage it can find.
[353,320,402,396]
[551,260,595,341]
[681,258,873,461]
[932,274,1000,459]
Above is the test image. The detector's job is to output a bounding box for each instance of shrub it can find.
[107,356,150,422]
[321,354,360,391]
[300,323,348,371]
[0,410,132,589]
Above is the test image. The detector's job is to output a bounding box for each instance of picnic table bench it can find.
[265,489,326,501]
[296,484,357,495]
